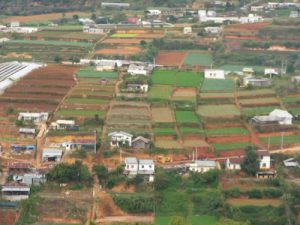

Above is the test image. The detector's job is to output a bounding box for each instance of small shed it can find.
[132,136,151,150]
[42,149,63,162]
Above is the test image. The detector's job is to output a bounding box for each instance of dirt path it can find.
[95,215,154,224]
[36,123,47,167]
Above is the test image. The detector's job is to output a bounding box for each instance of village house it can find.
[147,9,162,16]
[226,157,243,170]
[127,64,149,76]
[22,172,46,186]
[42,148,63,162]
[124,157,155,176]
[1,182,30,201]
[243,76,272,87]
[243,67,254,76]
[127,84,149,92]
[183,27,192,34]
[8,162,32,175]
[204,26,222,35]
[10,144,36,153]
[19,128,36,137]
[265,68,279,77]
[18,112,49,123]
[108,131,133,147]
[258,150,271,170]
[50,120,77,130]
[189,160,218,173]
[132,136,151,150]
[251,109,293,125]
[204,69,225,79]
[83,24,109,34]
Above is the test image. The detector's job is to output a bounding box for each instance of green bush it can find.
[247,189,263,199]
[224,187,241,198]
[262,188,283,198]
[112,194,154,213]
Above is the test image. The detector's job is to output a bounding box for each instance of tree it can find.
[241,146,259,176]
[54,55,62,63]
[170,217,191,225]
[73,14,79,20]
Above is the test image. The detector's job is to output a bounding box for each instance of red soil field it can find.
[207,135,250,144]
[218,149,245,158]
[95,47,142,56]
[204,123,244,129]
[156,51,187,67]
[103,39,146,45]
[6,87,69,95]
[0,210,19,225]
[224,35,263,41]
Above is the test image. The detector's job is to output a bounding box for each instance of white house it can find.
[147,9,162,16]
[1,182,30,201]
[138,159,155,175]
[243,76,272,87]
[226,157,243,170]
[108,131,133,147]
[50,120,76,130]
[18,112,49,123]
[189,160,218,173]
[204,69,225,79]
[183,27,192,34]
[127,84,149,92]
[243,67,254,76]
[283,158,299,167]
[42,149,63,162]
[128,64,148,76]
[264,68,279,77]
[269,109,293,125]
[251,109,293,125]
[124,157,155,176]
[83,25,107,34]
[204,26,222,35]
[124,157,139,175]
[257,150,271,170]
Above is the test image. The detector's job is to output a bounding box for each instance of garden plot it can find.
[172,88,197,101]
[179,127,205,136]
[184,52,213,66]
[154,127,177,136]
[149,85,173,101]
[155,140,182,149]
[199,92,234,99]
[197,105,240,118]
[242,106,279,117]
[156,51,187,67]
[151,70,203,88]
[151,107,174,123]
[213,142,251,151]
[237,89,276,98]
[77,67,118,79]
[259,134,300,148]
[206,127,249,136]
[226,198,282,207]
[239,97,280,107]
[175,111,200,124]
[201,79,235,92]
[95,46,142,56]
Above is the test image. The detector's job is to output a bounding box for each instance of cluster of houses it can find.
[108,131,151,150]
[0,22,38,33]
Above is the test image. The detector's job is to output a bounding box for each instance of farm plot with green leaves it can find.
[201,79,235,92]
[260,135,300,146]
[206,127,249,136]
[183,52,213,66]
[213,142,251,151]
[77,67,119,79]
[149,85,173,101]
[197,105,240,118]
[175,111,200,124]
[111,33,138,38]
[237,89,276,97]
[179,127,205,136]
[151,70,204,88]
[154,127,177,136]
[242,106,279,117]
[239,97,280,106]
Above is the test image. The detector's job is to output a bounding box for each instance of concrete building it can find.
[42,149,63,162]
[243,76,272,87]
[18,112,49,123]
[132,136,151,150]
[50,120,76,130]
[183,27,192,34]
[204,69,225,79]
[226,157,243,170]
[1,182,30,201]
[189,160,218,173]
[147,9,162,16]
[258,150,271,170]
[124,157,155,176]
[127,84,149,92]
[108,131,133,147]
[251,109,293,125]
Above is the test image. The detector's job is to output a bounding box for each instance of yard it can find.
[184,53,213,66]
[197,105,240,118]
[201,79,235,92]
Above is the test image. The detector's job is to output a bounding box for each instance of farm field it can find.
[154,127,177,136]
[8,39,92,47]
[226,198,283,207]
[151,70,203,88]
[288,107,300,116]
[172,88,197,101]
[242,106,279,117]
[201,79,235,92]
[148,85,173,101]
[155,140,182,149]
[179,127,205,135]
[206,127,249,136]
[156,51,187,67]
[111,33,138,38]
[95,46,142,56]
[64,98,109,105]
[175,111,199,124]
[77,67,118,78]
[213,142,251,151]
[155,215,217,225]
[184,52,213,66]
[237,89,276,97]
[197,105,240,118]
[151,107,174,123]
[57,109,105,118]
[239,97,280,106]
[260,135,300,146]
[200,92,234,99]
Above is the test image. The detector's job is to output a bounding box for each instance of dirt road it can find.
[95,215,154,224]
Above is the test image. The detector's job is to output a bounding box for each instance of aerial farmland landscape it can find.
[0,0,300,225]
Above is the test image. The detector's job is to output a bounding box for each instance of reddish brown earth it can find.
[156,51,187,67]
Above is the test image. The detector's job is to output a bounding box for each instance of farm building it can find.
[251,109,293,125]
[147,9,162,16]
[127,84,149,92]
[42,149,63,162]
[19,128,36,137]
[50,120,77,130]
[83,25,109,34]
[283,158,299,167]
[258,150,271,170]
[0,61,44,93]
[22,173,46,186]
[204,26,222,35]
[243,67,254,76]
[10,144,36,153]
[0,37,9,43]
[108,131,133,147]
[265,68,279,77]
[132,136,151,149]
[226,157,243,170]
[101,2,130,8]
[183,27,192,34]
[127,64,150,76]
[1,182,30,201]
[204,69,225,79]
[18,112,49,123]
[243,76,272,87]
[124,157,155,176]
[189,160,218,173]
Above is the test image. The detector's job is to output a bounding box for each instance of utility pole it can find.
[281,132,284,150]
[268,136,270,150]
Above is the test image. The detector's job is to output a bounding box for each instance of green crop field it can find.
[179,127,205,135]
[149,85,173,100]
[242,106,278,117]
[201,79,235,92]
[65,98,108,105]
[111,33,138,38]
[77,67,118,78]
[288,107,300,115]
[151,70,203,88]
[238,89,275,97]
[154,128,177,136]
[8,39,92,47]
[57,109,104,117]
[260,135,300,145]
[155,215,217,225]
[213,142,251,151]
[197,105,240,118]
[184,53,213,66]
[200,92,234,99]
[175,111,199,124]
[283,96,300,104]
[206,127,249,136]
